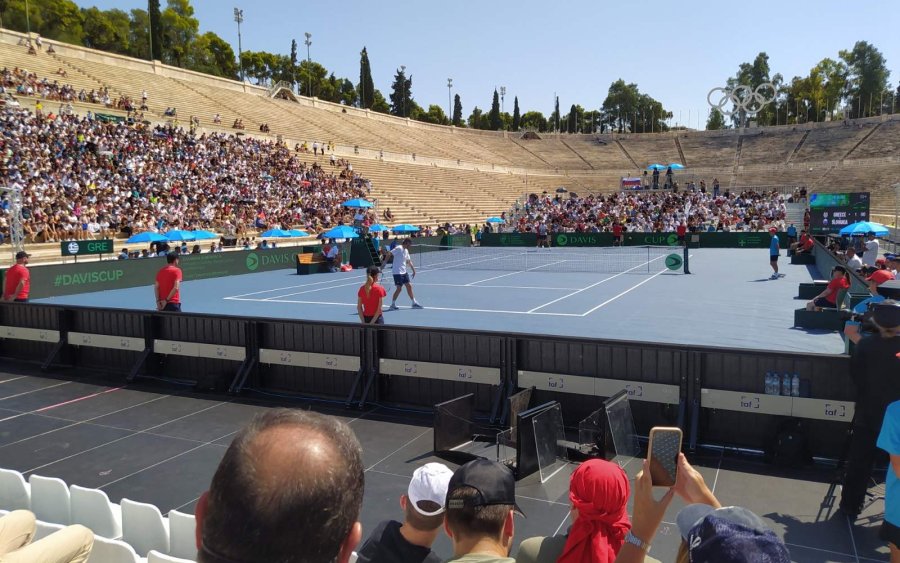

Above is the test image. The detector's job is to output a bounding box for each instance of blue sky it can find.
[79,0,899,126]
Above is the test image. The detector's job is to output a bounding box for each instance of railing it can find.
[0,302,853,458]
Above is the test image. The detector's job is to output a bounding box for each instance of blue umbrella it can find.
[368,224,388,232]
[164,230,196,242]
[668,163,685,170]
[838,221,890,237]
[126,231,167,244]
[647,163,667,171]
[191,230,218,240]
[392,224,420,234]
[486,217,505,224]
[342,198,374,208]
[286,229,310,237]
[259,228,292,238]
[322,225,359,239]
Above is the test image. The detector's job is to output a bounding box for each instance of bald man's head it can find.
[200,409,364,563]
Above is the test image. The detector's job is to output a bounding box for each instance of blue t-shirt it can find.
[770,235,779,255]
[878,400,900,525]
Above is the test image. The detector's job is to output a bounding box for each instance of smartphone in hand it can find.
[647,426,683,487]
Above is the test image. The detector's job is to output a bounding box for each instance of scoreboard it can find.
[808,192,870,235]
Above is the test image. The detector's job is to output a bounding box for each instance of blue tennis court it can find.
[35,248,845,354]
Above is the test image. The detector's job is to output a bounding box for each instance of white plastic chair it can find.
[29,474,71,524]
[147,550,193,563]
[70,485,122,539]
[86,534,142,563]
[122,498,169,557]
[166,510,197,561]
[0,468,30,510]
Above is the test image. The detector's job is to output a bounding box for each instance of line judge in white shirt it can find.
[388,239,423,310]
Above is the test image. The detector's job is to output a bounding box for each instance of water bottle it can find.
[764,372,773,395]
[781,374,792,396]
[791,374,800,397]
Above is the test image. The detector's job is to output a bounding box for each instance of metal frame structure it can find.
[0,186,25,258]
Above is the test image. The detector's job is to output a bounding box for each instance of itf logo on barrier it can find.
[245,253,259,271]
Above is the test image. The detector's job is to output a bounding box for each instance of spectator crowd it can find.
[0,105,373,245]
[508,189,788,234]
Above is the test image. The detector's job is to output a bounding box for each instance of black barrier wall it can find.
[0,303,853,458]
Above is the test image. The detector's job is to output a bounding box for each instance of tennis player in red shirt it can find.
[3,251,31,302]
[155,252,183,311]
[357,265,386,324]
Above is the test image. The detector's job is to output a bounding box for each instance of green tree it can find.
[358,47,375,109]
[371,89,390,113]
[706,109,727,130]
[389,67,414,117]
[840,41,890,118]
[187,31,236,79]
[127,8,151,60]
[452,93,463,126]
[512,96,521,131]
[416,104,448,125]
[82,7,130,54]
[488,89,501,130]
[520,111,547,132]
[725,52,783,126]
[600,79,671,133]
[160,0,199,68]
[566,104,578,133]
[148,0,162,61]
[3,0,85,44]
[468,106,489,129]
[297,58,328,96]
[290,39,298,88]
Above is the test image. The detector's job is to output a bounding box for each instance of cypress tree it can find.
[452,93,463,126]
[358,47,375,109]
[512,96,521,131]
[148,0,163,61]
[489,89,501,130]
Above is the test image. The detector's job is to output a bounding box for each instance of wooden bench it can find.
[296,253,329,275]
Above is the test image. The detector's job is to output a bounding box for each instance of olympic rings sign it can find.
[707,83,776,117]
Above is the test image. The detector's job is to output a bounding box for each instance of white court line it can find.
[527,255,666,313]
[416,283,579,290]
[463,260,568,286]
[0,376,27,384]
[0,381,71,404]
[228,275,366,299]
[224,296,584,317]
[261,279,364,301]
[578,260,682,317]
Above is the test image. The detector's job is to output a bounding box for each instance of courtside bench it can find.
[296,253,328,275]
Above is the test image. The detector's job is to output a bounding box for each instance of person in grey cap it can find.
[443,459,525,563]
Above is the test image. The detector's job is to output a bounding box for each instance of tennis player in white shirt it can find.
[388,239,423,310]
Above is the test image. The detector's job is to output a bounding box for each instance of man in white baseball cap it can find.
[357,462,454,563]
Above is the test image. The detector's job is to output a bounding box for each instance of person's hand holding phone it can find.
[630,459,675,551]
[673,453,721,508]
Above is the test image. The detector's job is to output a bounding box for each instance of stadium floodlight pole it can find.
[304,32,312,98]
[447,78,453,124]
[233,8,244,83]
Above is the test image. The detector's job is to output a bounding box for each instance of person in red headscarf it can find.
[516,459,659,563]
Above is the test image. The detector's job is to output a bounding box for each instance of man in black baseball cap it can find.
[443,459,524,563]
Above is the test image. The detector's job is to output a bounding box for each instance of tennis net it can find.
[405,244,688,274]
